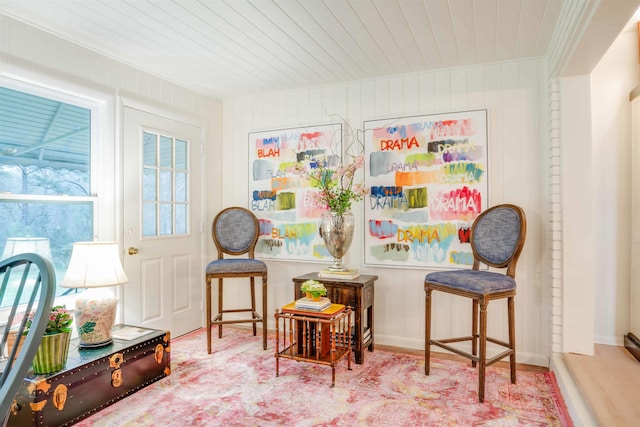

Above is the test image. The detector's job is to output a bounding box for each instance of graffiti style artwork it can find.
[249,123,342,261]
[364,110,488,269]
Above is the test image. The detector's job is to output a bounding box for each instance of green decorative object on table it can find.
[26,305,73,374]
[32,331,72,374]
[300,279,327,301]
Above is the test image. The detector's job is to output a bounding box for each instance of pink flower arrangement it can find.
[293,154,368,216]
[25,305,73,335]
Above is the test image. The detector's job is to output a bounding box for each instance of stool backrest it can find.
[470,204,526,277]
[212,206,260,258]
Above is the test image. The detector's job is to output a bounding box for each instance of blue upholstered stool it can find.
[206,207,268,353]
[424,204,526,402]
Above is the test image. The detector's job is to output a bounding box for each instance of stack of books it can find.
[294,297,332,312]
[318,269,360,280]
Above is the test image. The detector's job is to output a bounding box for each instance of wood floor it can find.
[563,344,640,426]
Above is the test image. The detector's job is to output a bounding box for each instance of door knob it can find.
[128,247,139,255]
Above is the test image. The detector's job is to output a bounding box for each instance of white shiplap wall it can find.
[223,60,550,366]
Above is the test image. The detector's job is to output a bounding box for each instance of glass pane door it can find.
[142,131,189,237]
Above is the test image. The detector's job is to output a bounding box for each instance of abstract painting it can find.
[363,110,488,269]
[249,123,341,261]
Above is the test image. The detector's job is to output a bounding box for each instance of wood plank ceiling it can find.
[1,0,567,100]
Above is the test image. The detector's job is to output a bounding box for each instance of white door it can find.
[123,106,203,337]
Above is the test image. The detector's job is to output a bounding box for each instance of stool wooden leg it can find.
[508,296,516,384]
[472,299,478,367]
[425,288,432,375]
[478,299,488,403]
[218,278,223,339]
[275,309,280,376]
[206,279,212,354]
[250,277,257,336]
[262,275,268,350]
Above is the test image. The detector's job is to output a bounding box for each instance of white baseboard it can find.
[375,333,423,351]
[594,334,624,346]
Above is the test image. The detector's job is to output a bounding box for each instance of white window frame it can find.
[0,67,118,324]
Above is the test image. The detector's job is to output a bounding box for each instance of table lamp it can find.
[2,237,53,262]
[60,241,128,348]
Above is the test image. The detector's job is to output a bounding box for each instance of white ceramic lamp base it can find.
[75,287,117,348]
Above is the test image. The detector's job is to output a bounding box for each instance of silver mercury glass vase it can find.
[319,211,355,271]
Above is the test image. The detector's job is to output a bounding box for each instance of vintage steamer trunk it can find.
[7,326,170,427]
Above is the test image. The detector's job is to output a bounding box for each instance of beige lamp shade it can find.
[61,241,128,289]
[60,241,128,348]
[2,237,53,262]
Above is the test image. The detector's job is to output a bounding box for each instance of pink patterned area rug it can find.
[77,327,572,426]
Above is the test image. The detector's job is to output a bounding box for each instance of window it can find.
[0,84,96,305]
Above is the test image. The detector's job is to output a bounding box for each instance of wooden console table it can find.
[292,272,377,364]
[275,303,352,387]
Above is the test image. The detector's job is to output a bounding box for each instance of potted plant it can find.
[300,279,327,301]
[8,305,74,374]
[33,305,74,374]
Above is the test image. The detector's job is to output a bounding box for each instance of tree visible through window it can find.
[0,85,96,304]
